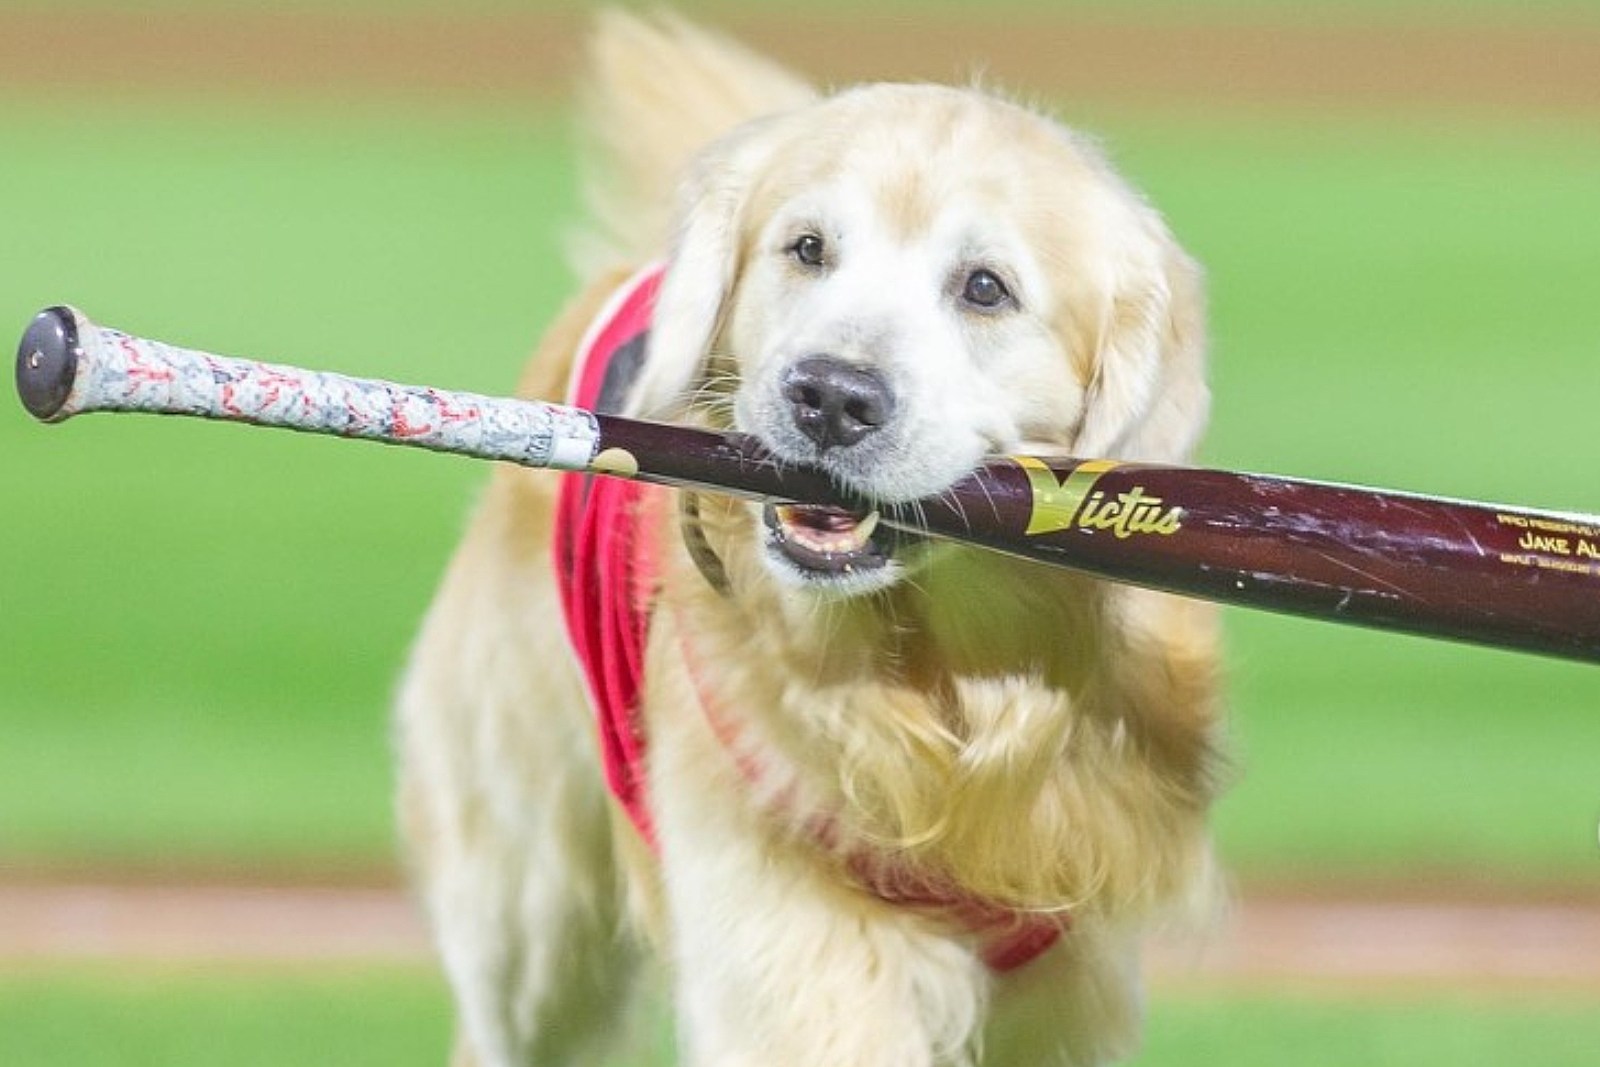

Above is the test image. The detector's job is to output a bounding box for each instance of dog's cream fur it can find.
[398,13,1224,1066]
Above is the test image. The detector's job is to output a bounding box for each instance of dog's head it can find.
[630,84,1207,598]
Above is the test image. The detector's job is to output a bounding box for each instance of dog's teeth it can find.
[773,506,882,560]
[855,511,880,543]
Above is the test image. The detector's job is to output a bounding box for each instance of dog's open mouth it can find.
[763,503,892,577]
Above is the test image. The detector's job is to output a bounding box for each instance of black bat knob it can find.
[16,306,80,421]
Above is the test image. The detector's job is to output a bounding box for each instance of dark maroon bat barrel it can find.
[580,416,1600,663]
[895,457,1600,663]
[593,413,845,505]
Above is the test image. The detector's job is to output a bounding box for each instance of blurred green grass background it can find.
[3,966,1599,1066]
[2,99,577,874]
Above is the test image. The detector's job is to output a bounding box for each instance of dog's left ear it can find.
[626,117,791,420]
[1073,218,1209,465]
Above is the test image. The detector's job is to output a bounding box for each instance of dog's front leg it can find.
[397,481,640,1067]
[646,673,989,1067]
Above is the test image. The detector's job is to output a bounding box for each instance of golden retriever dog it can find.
[398,11,1223,1066]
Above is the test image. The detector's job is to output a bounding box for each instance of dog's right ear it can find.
[625,118,789,421]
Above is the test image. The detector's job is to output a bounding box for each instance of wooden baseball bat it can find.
[17,306,1600,663]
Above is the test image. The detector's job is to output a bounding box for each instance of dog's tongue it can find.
[774,502,876,537]
[783,505,871,535]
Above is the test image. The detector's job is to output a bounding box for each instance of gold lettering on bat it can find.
[1015,456,1184,538]
[1079,488,1187,539]
[1494,512,1600,575]
[1518,531,1571,556]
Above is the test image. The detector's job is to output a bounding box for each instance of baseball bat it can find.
[16,305,1600,663]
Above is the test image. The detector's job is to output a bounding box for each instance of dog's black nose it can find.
[781,357,894,450]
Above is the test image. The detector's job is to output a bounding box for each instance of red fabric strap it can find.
[553,265,667,844]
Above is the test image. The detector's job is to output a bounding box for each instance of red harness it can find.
[553,266,667,842]
[552,266,1064,971]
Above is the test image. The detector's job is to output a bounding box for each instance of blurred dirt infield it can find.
[2,8,1599,114]
[5,880,1600,991]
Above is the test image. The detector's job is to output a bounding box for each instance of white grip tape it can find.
[65,316,601,471]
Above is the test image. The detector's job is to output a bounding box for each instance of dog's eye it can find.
[961,269,1011,310]
[790,233,827,268]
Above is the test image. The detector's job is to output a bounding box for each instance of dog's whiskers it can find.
[935,485,972,533]
[685,380,739,427]
[967,464,1005,526]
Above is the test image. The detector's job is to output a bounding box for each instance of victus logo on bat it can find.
[1015,457,1185,539]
